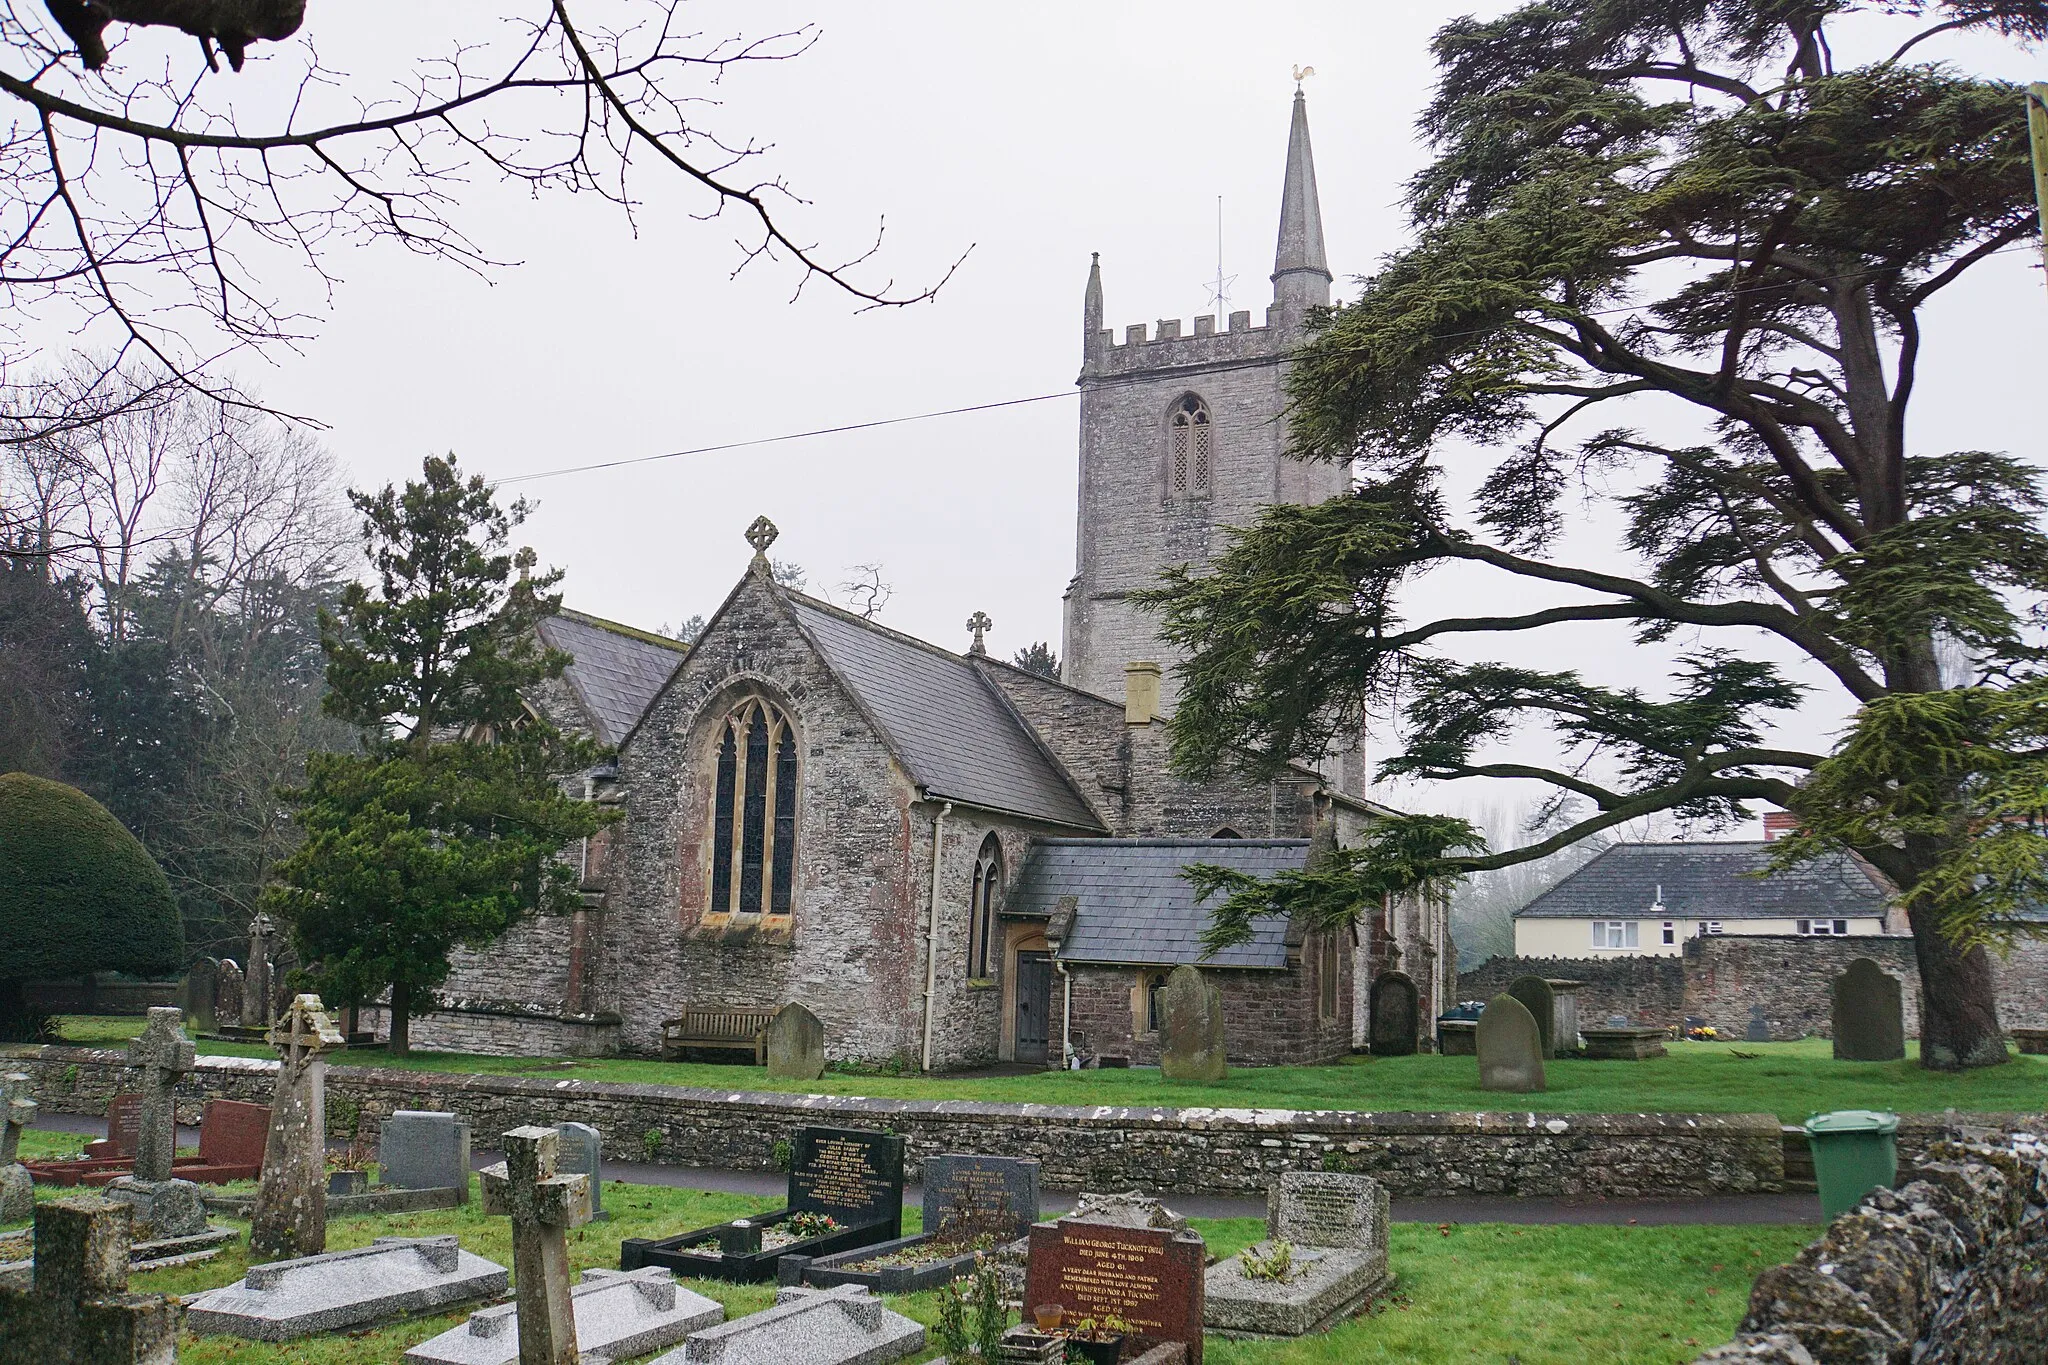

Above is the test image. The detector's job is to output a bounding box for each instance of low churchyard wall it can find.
[1455,955,1685,1028]
[20,1042,2023,1199]
[353,998,621,1058]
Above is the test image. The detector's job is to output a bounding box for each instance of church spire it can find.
[1271,89,1331,313]
[1082,251,1103,356]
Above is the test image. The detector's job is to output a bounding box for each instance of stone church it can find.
[369,92,1453,1070]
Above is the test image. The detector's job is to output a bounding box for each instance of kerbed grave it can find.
[1203,1171,1394,1338]
[405,1266,721,1365]
[184,1235,508,1341]
[646,1283,923,1365]
[1023,1194,1207,1365]
[621,1126,904,1283]
[784,1153,1040,1293]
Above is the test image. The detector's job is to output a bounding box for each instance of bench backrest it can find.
[665,1007,776,1041]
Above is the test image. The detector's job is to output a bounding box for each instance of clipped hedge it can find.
[0,772,183,988]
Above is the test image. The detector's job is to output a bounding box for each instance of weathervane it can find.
[1293,64,1315,89]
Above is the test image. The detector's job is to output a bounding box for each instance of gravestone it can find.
[1158,963,1227,1083]
[920,1153,1039,1242]
[243,913,276,1029]
[93,1095,142,1160]
[1505,976,1557,1059]
[1745,1005,1772,1043]
[764,1003,826,1082]
[186,1235,507,1340]
[380,1111,474,1200]
[1476,994,1546,1094]
[1205,1171,1393,1337]
[101,1009,207,1240]
[0,1196,183,1365]
[178,958,219,1036]
[198,1099,271,1175]
[406,1266,722,1364]
[1832,958,1906,1062]
[481,1125,591,1365]
[555,1122,605,1222]
[1069,1189,1187,1231]
[0,1074,34,1225]
[788,1127,905,1234]
[1368,972,1418,1057]
[1025,1213,1207,1365]
[250,994,344,1261]
[649,1283,922,1365]
[216,959,244,1027]
[1548,980,1585,1052]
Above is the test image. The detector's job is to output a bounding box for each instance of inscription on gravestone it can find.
[789,1128,904,1233]
[101,1096,142,1159]
[1025,1219,1205,1365]
[920,1154,1038,1242]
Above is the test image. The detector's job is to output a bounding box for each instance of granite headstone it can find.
[1476,994,1546,1093]
[380,1111,474,1200]
[1158,963,1227,1083]
[789,1127,905,1234]
[1505,976,1557,1059]
[1024,1214,1206,1364]
[764,1003,827,1082]
[556,1122,605,1222]
[920,1154,1039,1242]
[1367,972,1418,1057]
[1832,958,1906,1062]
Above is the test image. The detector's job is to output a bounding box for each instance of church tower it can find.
[1062,90,1348,712]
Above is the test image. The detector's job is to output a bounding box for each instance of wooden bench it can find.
[661,1006,776,1063]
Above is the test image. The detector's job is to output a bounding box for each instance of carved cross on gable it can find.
[266,995,343,1079]
[1,1072,34,1164]
[966,611,993,656]
[481,1126,591,1364]
[125,1008,194,1185]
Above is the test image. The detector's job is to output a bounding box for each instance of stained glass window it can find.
[708,698,798,918]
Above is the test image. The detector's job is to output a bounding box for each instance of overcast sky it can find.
[223,2,2046,830]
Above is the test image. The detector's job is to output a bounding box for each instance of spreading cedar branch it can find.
[0,1,962,442]
[1143,0,2048,1070]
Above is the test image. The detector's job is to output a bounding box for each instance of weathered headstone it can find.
[649,1283,922,1365]
[1205,1171,1393,1337]
[0,1074,34,1225]
[1476,994,1546,1093]
[186,1235,507,1340]
[1548,980,1585,1051]
[0,1196,182,1365]
[1832,958,1906,1062]
[1159,963,1227,1083]
[555,1123,605,1222]
[1745,1005,1772,1043]
[764,1002,827,1082]
[406,1267,722,1365]
[1505,976,1556,1059]
[380,1111,474,1200]
[242,913,276,1029]
[216,959,245,1026]
[177,958,219,1037]
[1025,1212,1207,1364]
[101,1009,207,1240]
[250,994,344,1262]
[1368,972,1418,1056]
[482,1125,591,1365]
[920,1153,1039,1242]
[1578,1026,1669,1060]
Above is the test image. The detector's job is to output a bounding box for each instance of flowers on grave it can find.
[1237,1240,1298,1283]
[1686,1025,1720,1041]
[784,1209,843,1240]
[1064,1315,1128,1365]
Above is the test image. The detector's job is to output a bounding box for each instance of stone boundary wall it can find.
[1456,955,1684,1029]
[1694,1126,2048,1363]
[21,978,178,1016]
[4,1044,1804,1199]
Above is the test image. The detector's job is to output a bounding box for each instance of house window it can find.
[1702,921,1725,935]
[1318,931,1341,1020]
[1591,921,1640,950]
[1661,921,1676,945]
[1168,394,1212,498]
[969,835,1003,980]
[708,697,798,918]
[1797,918,1850,936]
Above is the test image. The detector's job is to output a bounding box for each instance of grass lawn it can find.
[7,1172,1811,1364]
[38,1018,2048,1122]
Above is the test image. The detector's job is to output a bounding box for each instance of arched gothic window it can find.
[708,697,798,918]
[968,835,1003,980]
[1168,394,1212,498]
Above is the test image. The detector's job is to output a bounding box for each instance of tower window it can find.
[1169,394,1212,498]
[708,697,798,919]
[969,834,1003,980]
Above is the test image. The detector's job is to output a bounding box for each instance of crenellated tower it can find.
[1062,90,1348,719]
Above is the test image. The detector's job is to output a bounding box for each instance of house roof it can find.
[1513,841,1891,922]
[785,595,1104,831]
[1008,838,1312,969]
[537,610,689,747]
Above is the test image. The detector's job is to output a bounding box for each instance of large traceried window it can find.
[1168,393,1212,498]
[968,835,1003,980]
[708,697,798,919]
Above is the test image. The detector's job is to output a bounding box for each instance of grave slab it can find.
[405,1266,722,1364]
[185,1235,508,1340]
[1203,1172,1392,1339]
[381,1110,474,1200]
[1579,1026,1670,1060]
[649,1283,922,1365]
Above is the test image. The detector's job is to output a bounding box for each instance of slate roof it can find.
[1514,841,1891,921]
[537,610,689,746]
[1008,838,1312,969]
[786,596,1103,831]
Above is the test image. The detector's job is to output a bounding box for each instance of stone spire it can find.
[1082,252,1103,355]
[1271,89,1332,313]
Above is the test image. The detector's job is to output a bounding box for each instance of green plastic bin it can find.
[1803,1109,1899,1221]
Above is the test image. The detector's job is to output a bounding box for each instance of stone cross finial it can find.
[267,994,344,1078]
[250,994,344,1262]
[0,1197,183,1363]
[745,515,779,560]
[1,1073,34,1164]
[481,1126,591,1365]
[125,1009,194,1185]
[966,611,993,656]
[244,912,276,1028]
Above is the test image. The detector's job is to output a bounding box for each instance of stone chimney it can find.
[1124,661,1162,725]
[1763,811,1799,841]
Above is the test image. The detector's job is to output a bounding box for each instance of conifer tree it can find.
[1152,1,2048,1069]
[266,455,611,1054]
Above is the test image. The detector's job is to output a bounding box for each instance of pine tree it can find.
[266,455,612,1055]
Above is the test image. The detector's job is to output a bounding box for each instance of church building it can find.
[366,92,1453,1070]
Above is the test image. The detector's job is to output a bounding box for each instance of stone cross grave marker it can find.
[1832,958,1906,1062]
[1745,1004,1772,1043]
[1368,972,1418,1057]
[251,993,344,1262]
[178,958,219,1037]
[555,1123,604,1222]
[0,1195,182,1365]
[481,1125,591,1365]
[764,1002,826,1082]
[1505,976,1557,1059]
[1159,963,1227,1082]
[243,913,276,1028]
[1476,994,1546,1093]
[1025,1212,1207,1365]
[921,1154,1039,1243]
[126,1008,193,1184]
[1,1073,35,1225]
[381,1111,474,1201]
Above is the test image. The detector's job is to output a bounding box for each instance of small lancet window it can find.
[708,697,798,918]
[1169,394,1212,498]
[968,835,1003,980]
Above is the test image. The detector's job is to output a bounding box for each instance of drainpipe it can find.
[1056,958,1074,1070]
[920,800,954,1073]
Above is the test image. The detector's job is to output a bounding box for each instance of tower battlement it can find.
[1082,307,1303,379]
